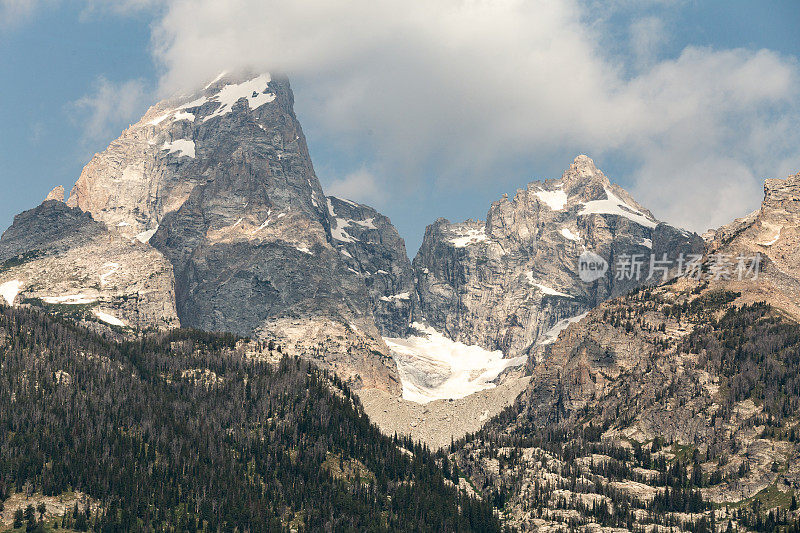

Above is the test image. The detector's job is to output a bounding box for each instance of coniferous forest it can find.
[0,305,503,532]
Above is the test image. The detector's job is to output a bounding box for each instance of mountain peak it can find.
[572,153,596,168]
[763,170,800,214]
[561,154,610,189]
[44,185,64,203]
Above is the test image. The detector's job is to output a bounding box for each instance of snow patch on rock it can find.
[578,187,657,229]
[327,198,359,243]
[203,74,276,122]
[560,228,580,241]
[535,187,568,210]
[538,312,590,345]
[148,114,169,126]
[178,95,208,110]
[384,322,525,403]
[162,139,195,158]
[526,273,573,298]
[450,227,487,247]
[331,196,359,207]
[380,292,411,302]
[42,294,97,305]
[353,218,377,229]
[135,225,159,243]
[0,280,23,306]
[92,309,126,327]
[172,111,195,122]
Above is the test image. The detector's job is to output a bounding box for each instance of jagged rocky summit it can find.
[458,168,800,528]
[413,155,704,359]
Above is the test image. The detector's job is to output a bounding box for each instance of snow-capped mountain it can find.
[413,155,705,358]
[0,72,417,393]
[0,74,704,405]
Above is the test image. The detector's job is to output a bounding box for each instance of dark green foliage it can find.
[0,305,500,532]
[682,301,800,423]
[0,249,43,273]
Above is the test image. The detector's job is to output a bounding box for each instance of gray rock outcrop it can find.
[324,196,417,336]
[0,200,178,329]
[44,185,64,202]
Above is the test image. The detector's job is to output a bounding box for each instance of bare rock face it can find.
[324,196,417,336]
[413,155,704,358]
[0,200,178,329]
[44,185,64,202]
[706,170,800,320]
[50,72,402,392]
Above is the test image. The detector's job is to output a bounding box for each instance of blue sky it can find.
[2,1,799,255]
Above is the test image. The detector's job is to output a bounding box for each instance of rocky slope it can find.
[0,199,178,330]
[455,282,800,531]
[413,155,704,358]
[704,170,800,321]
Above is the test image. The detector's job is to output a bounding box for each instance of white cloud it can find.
[70,76,150,144]
[326,166,385,206]
[145,0,799,232]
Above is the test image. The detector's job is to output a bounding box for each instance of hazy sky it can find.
[2,0,799,255]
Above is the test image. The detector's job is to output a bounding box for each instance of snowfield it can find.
[450,227,487,247]
[0,280,23,306]
[535,187,568,210]
[384,322,525,403]
[578,187,657,229]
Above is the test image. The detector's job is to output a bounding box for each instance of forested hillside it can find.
[451,286,800,531]
[0,305,502,532]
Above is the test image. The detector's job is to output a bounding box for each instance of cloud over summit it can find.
[147,1,798,231]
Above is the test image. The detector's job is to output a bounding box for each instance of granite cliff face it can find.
[413,155,704,358]
[324,196,417,336]
[704,170,800,320]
